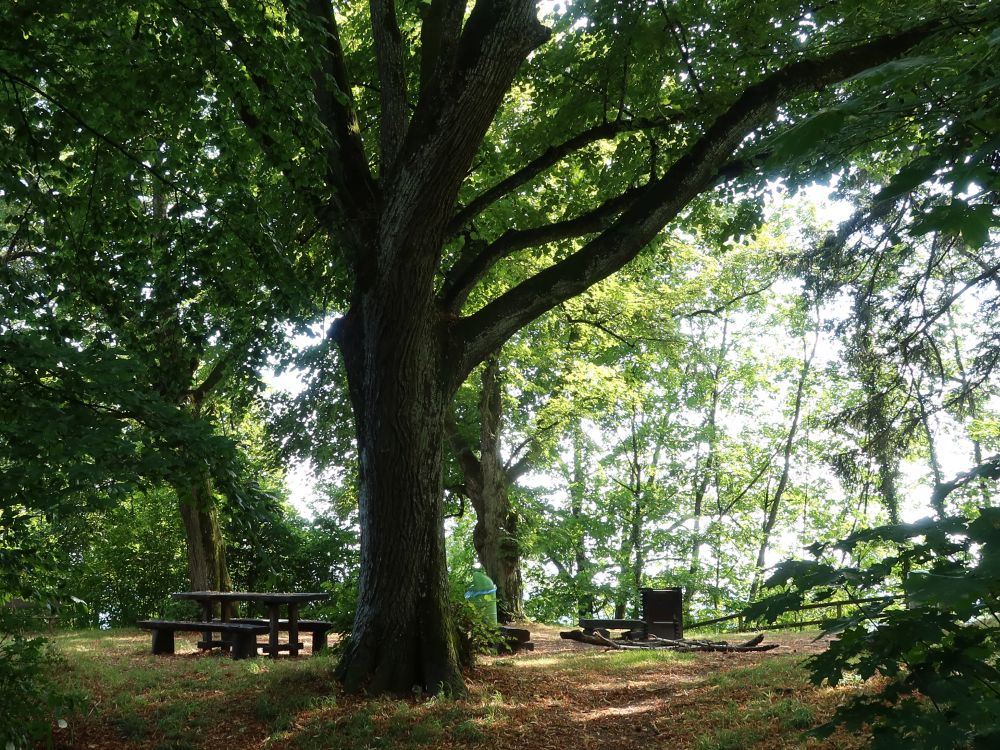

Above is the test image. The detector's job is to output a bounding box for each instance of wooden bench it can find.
[499,625,534,652]
[579,618,649,639]
[137,620,268,660]
[229,618,335,653]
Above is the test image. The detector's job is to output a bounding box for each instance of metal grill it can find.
[640,587,683,640]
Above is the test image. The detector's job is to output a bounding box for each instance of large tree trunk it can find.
[333,283,465,696]
[304,0,946,698]
[457,356,525,623]
[174,473,231,595]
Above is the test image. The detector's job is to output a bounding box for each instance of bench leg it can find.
[151,629,175,655]
[231,631,258,661]
[312,630,329,653]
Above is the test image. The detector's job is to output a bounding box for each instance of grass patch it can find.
[50,629,340,746]
[514,646,693,674]
[706,653,808,690]
[288,692,508,749]
[690,655,859,749]
[46,627,862,750]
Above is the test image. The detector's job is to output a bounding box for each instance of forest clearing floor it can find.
[45,625,871,750]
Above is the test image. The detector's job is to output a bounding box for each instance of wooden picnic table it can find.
[171,591,330,658]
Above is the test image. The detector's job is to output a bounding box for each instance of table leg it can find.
[268,603,280,659]
[288,603,300,657]
[200,601,213,651]
[219,601,233,651]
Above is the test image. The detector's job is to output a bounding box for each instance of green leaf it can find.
[769,109,849,163]
[879,156,940,201]
[911,202,996,249]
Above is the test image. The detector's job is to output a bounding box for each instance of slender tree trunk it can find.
[948,312,991,506]
[629,494,644,619]
[154,297,233,600]
[915,383,946,517]
[748,327,816,602]
[616,410,656,619]
[616,412,640,620]
[879,458,902,524]
[688,318,727,610]
[333,281,464,695]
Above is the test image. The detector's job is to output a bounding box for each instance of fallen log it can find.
[648,633,769,649]
[559,630,779,653]
[560,630,620,647]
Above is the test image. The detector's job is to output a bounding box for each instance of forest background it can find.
[3,0,1000,746]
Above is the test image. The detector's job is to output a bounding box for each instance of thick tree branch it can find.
[504,420,559,482]
[370,0,409,172]
[448,116,681,235]
[440,185,645,310]
[931,453,1000,509]
[381,0,549,267]
[303,0,377,230]
[440,154,753,311]
[2,249,44,267]
[418,0,466,107]
[186,343,247,407]
[446,414,485,510]
[453,18,952,377]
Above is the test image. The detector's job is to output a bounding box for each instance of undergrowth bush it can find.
[0,623,76,749]
[451,594,505,666]
[749,508,1000,749]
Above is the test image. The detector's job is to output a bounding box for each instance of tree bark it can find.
[174,472,232,598]
[570,424,595,619]
[315,0,549,696]
[332,275,466,695]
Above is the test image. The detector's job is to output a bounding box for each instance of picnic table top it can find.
[171,591,330,604]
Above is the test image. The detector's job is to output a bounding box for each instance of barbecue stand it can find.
[579,587,683,640]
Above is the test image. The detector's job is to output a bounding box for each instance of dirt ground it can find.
[52,626,862,750]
